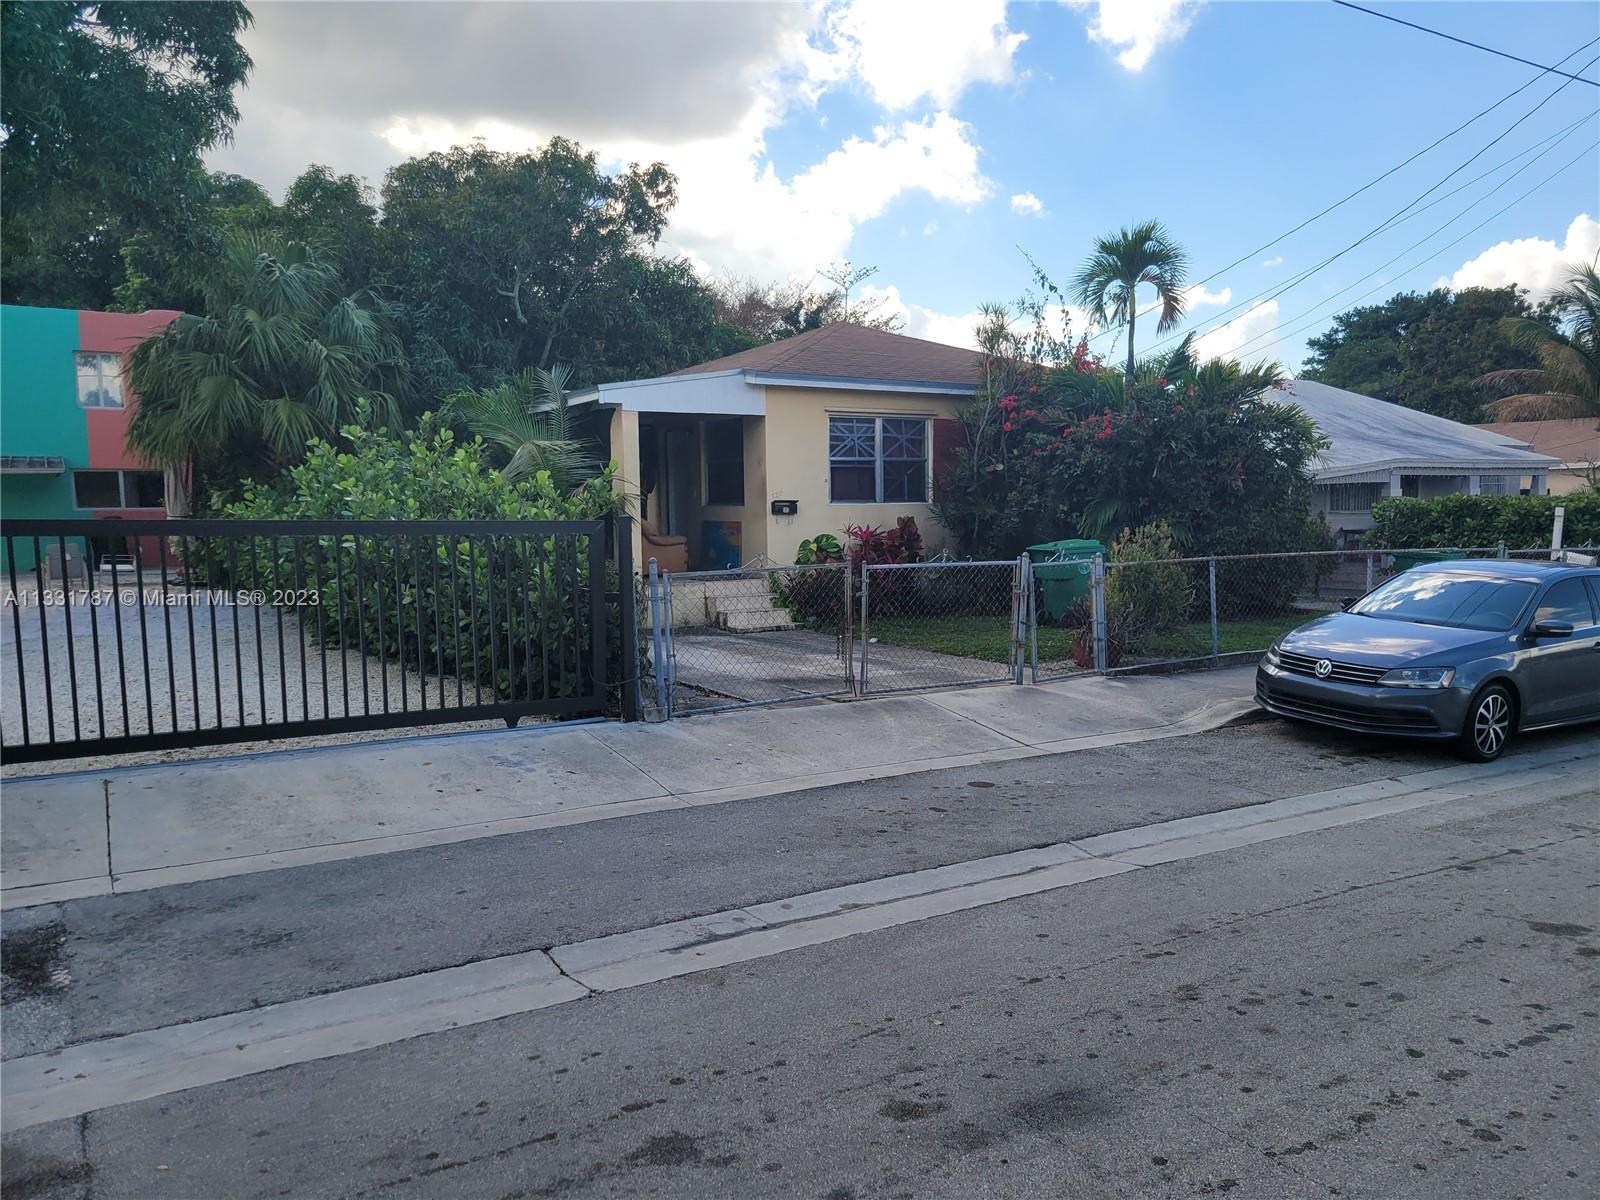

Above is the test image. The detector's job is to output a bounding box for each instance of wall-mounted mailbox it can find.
[771,499,798,516]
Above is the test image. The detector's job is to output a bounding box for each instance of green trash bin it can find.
[1027,538,1105,621]
[1389,548,1462,573]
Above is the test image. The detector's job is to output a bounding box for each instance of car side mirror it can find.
[1339,596,1356,611]
[1530,619,1574,638]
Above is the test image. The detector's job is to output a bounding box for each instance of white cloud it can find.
[1434,213,1600,301]
[817,0,1027,109]
[1261,255,1284,269]
[1193,300,1278,363]
[1182,283,1231,307]
[1010,191,1045,216]
[1068,1,1201,71]
[863,286,1097,352]
[213,1,1005,284]
[383,107,990,280]
[922,220,940,236]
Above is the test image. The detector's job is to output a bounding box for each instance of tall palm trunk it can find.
[1124,302,1137,392]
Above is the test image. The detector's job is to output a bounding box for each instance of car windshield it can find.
[1350,572,1535,631]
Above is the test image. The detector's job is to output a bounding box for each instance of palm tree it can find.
[128,234,410,502]
[1478,262,1600,420]
[1071,221,1190,393]
[445,364,597,491]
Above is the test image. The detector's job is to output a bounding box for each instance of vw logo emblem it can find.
[1314,659,1333,679]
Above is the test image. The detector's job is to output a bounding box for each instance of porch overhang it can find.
[571,366,977,417]
[1315,453,1559,485]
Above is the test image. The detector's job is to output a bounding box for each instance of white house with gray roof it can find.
[1278,379,1560,543]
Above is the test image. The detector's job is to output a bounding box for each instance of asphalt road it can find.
[2,718,1597,1198]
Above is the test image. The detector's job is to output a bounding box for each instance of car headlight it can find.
[1264,642,1281,666]
[1378,667,1455,688]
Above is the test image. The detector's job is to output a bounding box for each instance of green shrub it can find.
[219,415,624,705]
[1103,523,1194,653]
[1364,491,1599,550]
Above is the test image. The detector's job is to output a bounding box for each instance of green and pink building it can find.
[1,304,180,571]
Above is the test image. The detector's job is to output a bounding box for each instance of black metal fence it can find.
[2,516,635,763]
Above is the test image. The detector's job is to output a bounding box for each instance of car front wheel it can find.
[1458,684,1514,762]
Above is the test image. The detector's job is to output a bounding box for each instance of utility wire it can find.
[1083,35,1599,349]
[1331,1,1600,87]
[1139,50,1600,358]
[1217,141,1599,364]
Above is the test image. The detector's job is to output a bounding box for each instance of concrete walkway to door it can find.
[2,666,1257,909]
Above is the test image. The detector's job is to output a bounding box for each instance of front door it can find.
[664,429,696,537]
[1518,576,1600,725]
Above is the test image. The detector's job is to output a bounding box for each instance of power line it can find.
[1083,35,1599,349]
[1331,1,1600,87]
[1140,49,1600,358]
[1216,141,1599,364]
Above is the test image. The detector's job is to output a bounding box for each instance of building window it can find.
[829,416,928,504]
[128,471,165,508]
[73,470,124,508]
[1324,482,1385,514]
[71,469,164,509]
[704,418,744,507]
[75,352,125,409]
[1478,475,1512,496]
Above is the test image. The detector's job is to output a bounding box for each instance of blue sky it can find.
[216,1,1599,372]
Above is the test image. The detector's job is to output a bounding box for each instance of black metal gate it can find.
[2,516,633,763]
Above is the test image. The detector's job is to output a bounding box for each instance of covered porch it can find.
[597,372,771,576]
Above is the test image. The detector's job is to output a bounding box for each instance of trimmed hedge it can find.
[1364,491,1599,550]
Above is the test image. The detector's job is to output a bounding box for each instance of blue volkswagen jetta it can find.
[1256,559,1600,761]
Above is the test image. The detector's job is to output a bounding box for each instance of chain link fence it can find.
[631,542,1600,717]
[858,560,1026,695]
[642,563,853,716]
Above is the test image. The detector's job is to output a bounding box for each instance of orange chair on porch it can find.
[641,519,689,574]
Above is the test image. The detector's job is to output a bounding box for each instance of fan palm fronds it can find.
[1478,262,1600,421]
[446,365,598,489]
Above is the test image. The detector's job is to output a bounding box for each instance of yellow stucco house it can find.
[577,323,982,573]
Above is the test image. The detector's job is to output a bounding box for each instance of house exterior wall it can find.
[760,384,964,564]
[1,305,178,571]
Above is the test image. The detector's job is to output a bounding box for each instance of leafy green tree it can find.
[0,1,253,307]
[113,167,381,314]
[1070,220,1189,392]
[1302,286,1553,423]
[445,366,597,491]
[127,236,412,506]
[383,139,707,389]
[1478,264,1600,421]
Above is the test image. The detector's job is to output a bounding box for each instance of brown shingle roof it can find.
[1474,418,1600,466]
[668,322,981,388]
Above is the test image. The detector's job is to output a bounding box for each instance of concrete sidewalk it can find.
[1,666,1256,908]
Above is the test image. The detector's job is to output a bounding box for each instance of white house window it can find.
[1478,475,1512,496]
[1324,482,1385,514]
[75,352,125,408]
[828,416,928,504]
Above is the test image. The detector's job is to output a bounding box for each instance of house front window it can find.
[1324,482,1385,514]
[75,352,125,408]
[1478,475,1513,496]
[828,415,928,504]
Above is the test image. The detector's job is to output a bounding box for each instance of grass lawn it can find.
[1139,614,1309,658]
[867,616,1070,664]
[866,612,1310,665]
